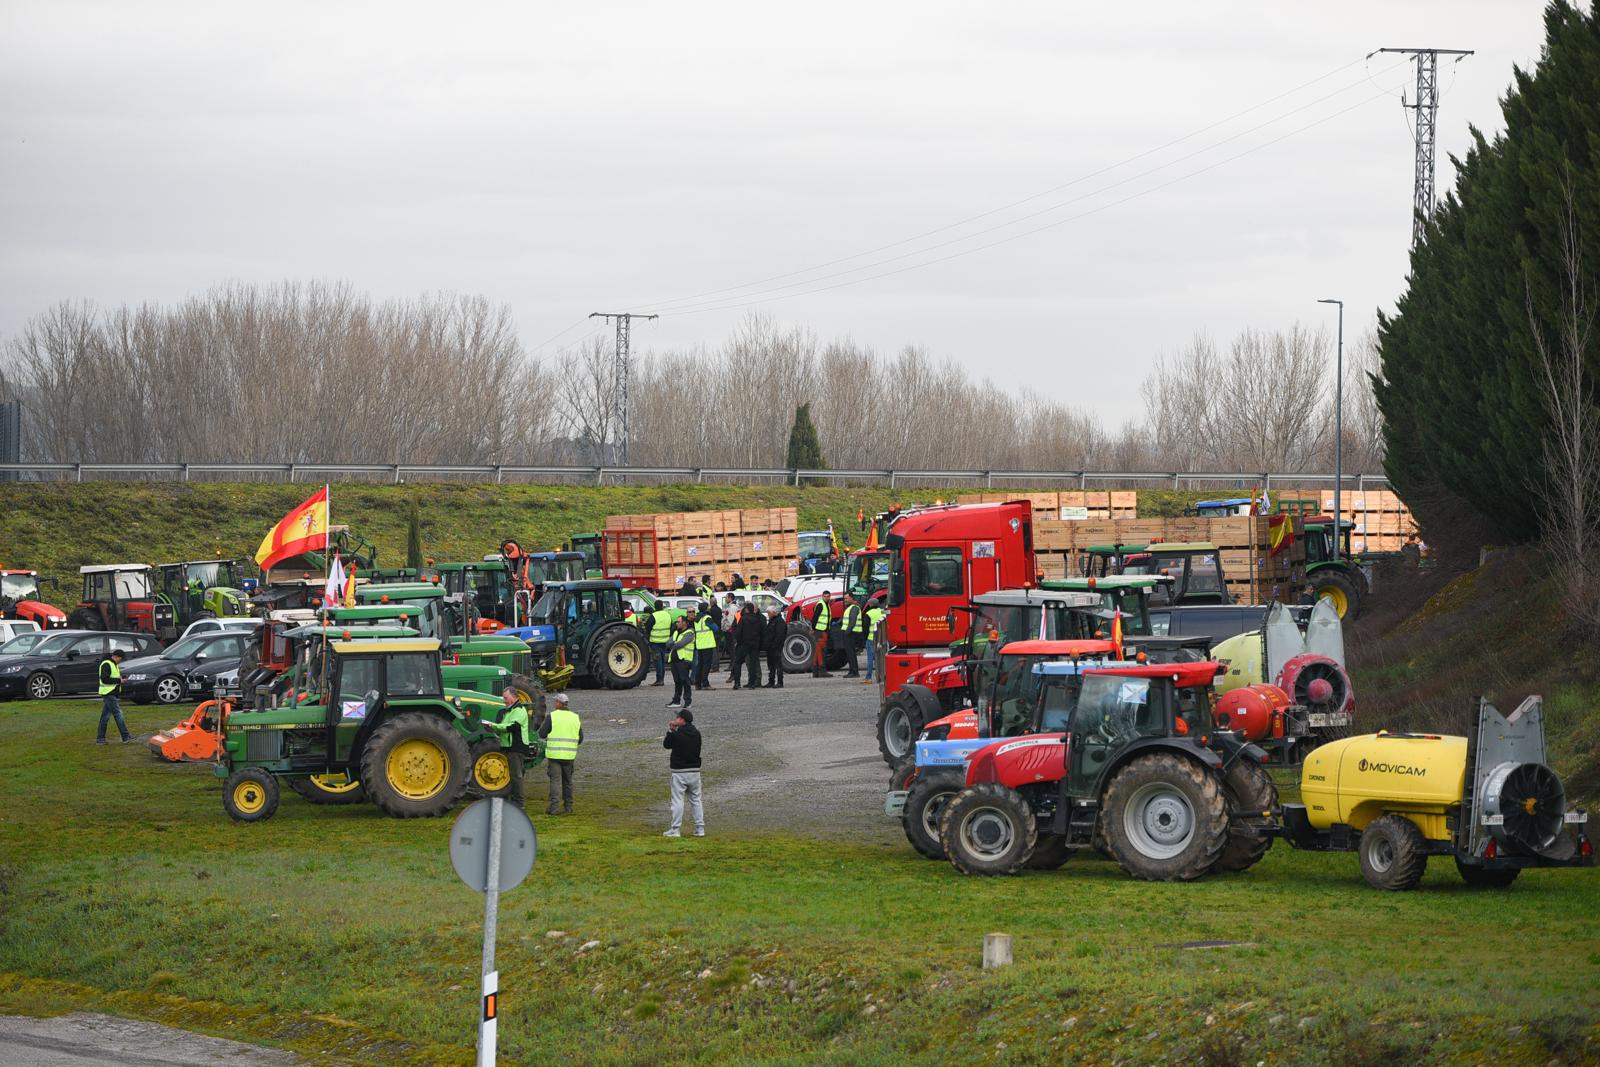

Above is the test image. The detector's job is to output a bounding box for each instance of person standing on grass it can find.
[667,615,696,710]
[662,708,704,837]
[95,649,132,744]
[539,692,582,815]
[732,602,764,689]
[864,601,887,684]
[761,605,786,688]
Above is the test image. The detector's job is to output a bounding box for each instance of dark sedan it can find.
[121,631,249,705]
[0,630,162,700]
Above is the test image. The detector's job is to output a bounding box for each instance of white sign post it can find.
[450,797,537,1067]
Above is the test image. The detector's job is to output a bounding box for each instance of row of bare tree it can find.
[0,284,1383,473]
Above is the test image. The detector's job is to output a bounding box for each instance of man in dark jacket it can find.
[662,709,703,837]
[732,603,764,689]
[760,606,786,688]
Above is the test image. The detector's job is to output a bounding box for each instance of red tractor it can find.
[0,569,68,629]
[69,564,177,643]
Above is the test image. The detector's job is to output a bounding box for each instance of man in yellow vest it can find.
[810,597,832,678]
[691,605,718,690]
[863,602,888,684]
[539,692,583,815]
[95,649,132,744]
[840,597,864,677]
[666,614,696,709]
[647,603,673,686]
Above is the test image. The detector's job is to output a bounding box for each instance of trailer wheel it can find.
[902,769,964,860]
[1102,754,1228,881]
[940,784,1037,876]
[781,623,815,674]
[289,772,367,805]
[223,768,279,823]
[1454,858,1519,889]
[592,628,648,690]
[359,712,471,818]
[1357,815,1429,890]
[1311,570,1362,620]
[1028,834,1072,871]
[1212,758,1278,874]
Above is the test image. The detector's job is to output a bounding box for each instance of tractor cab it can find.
[158,559,246,626]
[1301,517,1358,565]
[527,580,623,650]
[74,564,177,642]
[1185,496,1264,518]
[843,549,891,602]
[1077,543,1149,579]
[564,534,605,578]
[353,582,446,639]
[0,569,67,629]
[1124,543,1231,607]
[1038,575,1162,636]
[437,560,514,629]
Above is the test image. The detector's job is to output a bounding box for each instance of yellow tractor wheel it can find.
[358,712,471,818]
[223,768,280,823]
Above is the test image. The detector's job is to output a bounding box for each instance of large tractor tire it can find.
[68,608,104,631]
[509,674,547,716]
[888,758,917,792]
[1311,569,1362,621]
[1454,857,1519,889]
[1101,754,1229,882]
[1212,758,1278,874]
[876,685,941,766]
[359,712,471,818]
[591,628,648,689]
[902,769,965,860]
[1357,815,1429,890]
[1028,834,1072,871]
[781,623,816,674]
[289,772,367,805]
[940,784,1037,876]
[222,768,279,823]
[466,740,522,800]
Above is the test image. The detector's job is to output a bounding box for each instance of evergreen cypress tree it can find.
[406,503,424,571]
[786,403,826,471]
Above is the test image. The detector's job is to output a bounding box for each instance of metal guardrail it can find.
[0,461,1392,492]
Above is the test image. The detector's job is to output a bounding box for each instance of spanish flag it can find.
[255,486,330,570]
[1267,513,1295,558]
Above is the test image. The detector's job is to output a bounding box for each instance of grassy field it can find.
[0,482,1219,583]
[2,700,1597,1066]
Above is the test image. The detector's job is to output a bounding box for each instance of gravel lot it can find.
[551,662,903,841]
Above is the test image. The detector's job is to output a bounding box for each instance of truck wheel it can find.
[153,675,186,705]
[1028,834,1072,871]
[1358,815,1429,890]
[289,773,367,805]
[1212,758,1278,874]
[781,623,815,673]
[1101,754,1228,881]
[877,693,919,765]
[359,712,471,818]
[467,740,522,799]
[940,784,1037,876]
[223,768,279,822]
[902,769,964,860]
[592,628,648,689]
[1454,857,1519,889]
[1311,570,1362,620]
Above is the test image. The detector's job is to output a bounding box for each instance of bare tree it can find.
[1528,173,1600,634]
[554,334,619,464]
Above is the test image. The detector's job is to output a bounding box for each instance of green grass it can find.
[0,482,1224,585]
[2,701,1597,1065]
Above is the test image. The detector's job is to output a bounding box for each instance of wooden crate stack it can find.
[601,508,799,590]
[955,491,1137,521]
[1032,515,1306,604]
[1318,489,1419,554]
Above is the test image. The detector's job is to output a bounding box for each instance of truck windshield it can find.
[845,552,889,598]
[1,575,40,601]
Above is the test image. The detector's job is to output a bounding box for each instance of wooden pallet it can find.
[956,491,1137,521]
[601,508,799,589]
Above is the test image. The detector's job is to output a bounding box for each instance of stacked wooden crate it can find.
[601,508,799,590]
[1318,489,1419,553]
[1032,515,1306,603]
[955,491,1137,521]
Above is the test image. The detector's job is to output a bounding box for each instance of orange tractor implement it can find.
[148,699,229,762]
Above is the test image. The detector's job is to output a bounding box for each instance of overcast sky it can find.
[0,1,1553,425]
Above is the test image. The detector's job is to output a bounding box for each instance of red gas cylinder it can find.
[1215,683,1291,742]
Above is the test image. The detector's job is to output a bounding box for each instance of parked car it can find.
[0,630,162,700]
[177,616,262,643]
[0,630,51,657]
[773,575,843,601]
[122,630,251,705]
[0,619,42,645]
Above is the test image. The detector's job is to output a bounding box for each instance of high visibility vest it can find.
[696,585,712,600]
[545,707,581,761]
[649,610,673,643]
[812,600,830,632]
[674,633,696,661]
[866,607,887,640]
[98,659,121,696]
[693,617,717,650]
[845,604,864,634]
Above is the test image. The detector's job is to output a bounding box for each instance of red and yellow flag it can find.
[1267,513,1295,557]
[255,486,330,570]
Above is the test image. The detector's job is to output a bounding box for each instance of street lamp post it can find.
[1318,298,1344,563]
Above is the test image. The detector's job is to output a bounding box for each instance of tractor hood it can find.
[904,654,964,690]
[11,600,67,626]
[914,734,992,769]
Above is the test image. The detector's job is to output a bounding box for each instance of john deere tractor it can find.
[158,559,247,627]
[348,583,542,698]
[217,637,538,821]
[1300,517,1368,620]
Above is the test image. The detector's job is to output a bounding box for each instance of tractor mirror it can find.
[946,610,956,631]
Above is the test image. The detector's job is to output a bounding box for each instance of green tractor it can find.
[158,559,247,627]
[437,559,514,628]
[1300,517,1368,620]
[566,533,605,578]
[504,580,650,691]
[346,584,542,699]
[217,637,537,822]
